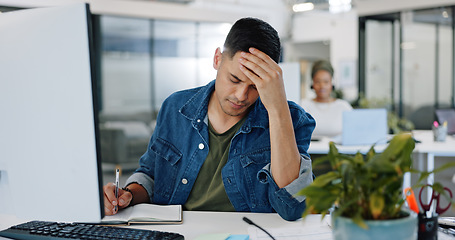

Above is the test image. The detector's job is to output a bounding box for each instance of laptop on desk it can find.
[341,108,388,146]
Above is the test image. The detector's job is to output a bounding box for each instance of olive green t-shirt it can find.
[184,117,246,211]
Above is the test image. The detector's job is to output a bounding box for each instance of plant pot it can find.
[332,212,418,240]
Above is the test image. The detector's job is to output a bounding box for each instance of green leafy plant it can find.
[299,133,455,229]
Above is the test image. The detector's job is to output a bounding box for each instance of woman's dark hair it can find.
[223,17,281,63]
[311,60,334,79]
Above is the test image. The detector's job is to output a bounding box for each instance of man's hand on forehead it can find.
[238,47,287,113]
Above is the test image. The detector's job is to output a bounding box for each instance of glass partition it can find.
[97,16,229,169]
[359,6,455,130]
[403,8,453,129]
[100,16,153,115]
[152,20,197,111]
[365,20,394,101]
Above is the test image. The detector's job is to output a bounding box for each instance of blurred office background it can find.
[1,0,454,200]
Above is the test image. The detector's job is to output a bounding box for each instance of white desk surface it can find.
[0,211,331,240]
[2,211,455,240]
[130,211,330,239]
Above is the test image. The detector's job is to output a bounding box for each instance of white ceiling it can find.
[2,0,455,17]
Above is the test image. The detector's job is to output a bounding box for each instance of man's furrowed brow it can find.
[231,73,256,89]
[231,74,243,82]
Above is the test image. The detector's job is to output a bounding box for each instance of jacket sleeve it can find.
[257,103,315,221]
[257,154,313,221]
[125,171,155,202]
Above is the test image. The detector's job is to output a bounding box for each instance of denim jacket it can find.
[126,80,315,221]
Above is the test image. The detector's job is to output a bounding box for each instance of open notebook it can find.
[341,108,388,146]
[101,203,183,225]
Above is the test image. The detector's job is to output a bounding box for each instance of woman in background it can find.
[301,60,352,139]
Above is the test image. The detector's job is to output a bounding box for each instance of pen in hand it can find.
[114,168,120,212]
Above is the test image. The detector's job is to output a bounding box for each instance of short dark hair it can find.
[223,17,281,63]
[311,60,334,79]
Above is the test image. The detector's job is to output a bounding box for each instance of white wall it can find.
[280,62,301,104]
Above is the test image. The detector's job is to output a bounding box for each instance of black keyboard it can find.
[0,220,184,240]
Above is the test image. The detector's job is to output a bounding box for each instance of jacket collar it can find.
[179,80,270,132]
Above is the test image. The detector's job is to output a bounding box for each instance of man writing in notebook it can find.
[103,17,315,221]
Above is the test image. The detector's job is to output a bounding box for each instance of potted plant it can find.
[299,133,455,240]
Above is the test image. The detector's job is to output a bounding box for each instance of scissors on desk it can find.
[418,184,453,215]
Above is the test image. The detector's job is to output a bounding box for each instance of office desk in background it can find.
[308,137,388,155]
[412,130,455,184]
[308,130,455,157]
[308,130,455,201]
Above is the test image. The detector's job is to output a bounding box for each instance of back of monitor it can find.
[0,3,104,222]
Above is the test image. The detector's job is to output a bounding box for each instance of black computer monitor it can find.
[0,3,104,222]
[435,108,455,135]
